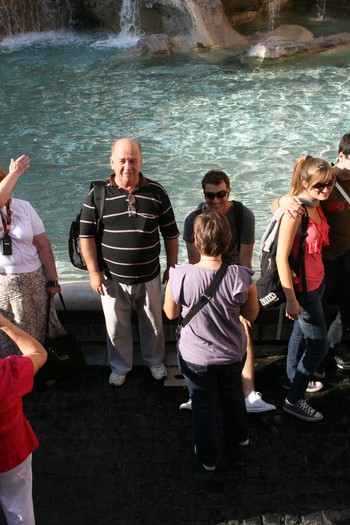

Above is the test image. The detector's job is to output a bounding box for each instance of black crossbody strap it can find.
[45,292,66,337]
[180,263,229,328]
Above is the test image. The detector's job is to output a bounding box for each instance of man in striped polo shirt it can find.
[80,138,179,387]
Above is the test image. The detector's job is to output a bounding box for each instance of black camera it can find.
[2,235,12,256]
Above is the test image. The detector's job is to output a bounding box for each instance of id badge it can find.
[2,235,12,256]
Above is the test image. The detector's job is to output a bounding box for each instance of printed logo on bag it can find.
[260,292,278,307]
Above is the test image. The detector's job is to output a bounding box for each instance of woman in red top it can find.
[276,155,335,422]
[0,315,47,525]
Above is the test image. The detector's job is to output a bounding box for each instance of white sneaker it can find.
[150,363,167,380]
[179,398,192,410]
[109,373,126,387]
[245,391,276,413]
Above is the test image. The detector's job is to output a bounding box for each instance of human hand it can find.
[279,195,304,219]
[285,299,301,321]
[46,284,61,297]
[8,155,30,177]
[90,271,109,296]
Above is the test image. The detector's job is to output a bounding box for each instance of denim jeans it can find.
[178,352,248,468]
[286,281,329,404]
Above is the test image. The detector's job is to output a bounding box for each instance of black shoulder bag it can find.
[176,263,229,338]
[37,293,86,381]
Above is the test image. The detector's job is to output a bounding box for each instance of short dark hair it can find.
[194,209,232,257]
[338,133,350,156]
[201,169,230,190]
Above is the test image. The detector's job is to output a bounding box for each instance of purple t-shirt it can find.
[169,264,254,366]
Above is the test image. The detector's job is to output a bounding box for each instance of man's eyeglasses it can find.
[126,194,137,216]
[312,179,336,192]
[203,190,228,200]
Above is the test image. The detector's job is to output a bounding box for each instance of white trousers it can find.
[0,454,35,525]
[101,275,165,376]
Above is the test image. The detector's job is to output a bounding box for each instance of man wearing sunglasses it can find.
[80,138,179,387]
[274,133,350,374]
[181,169,276,413]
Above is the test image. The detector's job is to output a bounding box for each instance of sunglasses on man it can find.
[203,190,228,200]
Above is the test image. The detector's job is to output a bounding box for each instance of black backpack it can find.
[256,206,308,309]
[68,181,106,270]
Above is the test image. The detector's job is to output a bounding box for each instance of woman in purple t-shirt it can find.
[164,210,259,471]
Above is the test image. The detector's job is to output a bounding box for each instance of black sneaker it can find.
[283,399,323,422]
[334,355,350,370]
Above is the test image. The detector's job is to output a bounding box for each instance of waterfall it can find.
[315,0,327,21]
[267,0,281,31]
[0,0,74,35]
[119,0,142,37]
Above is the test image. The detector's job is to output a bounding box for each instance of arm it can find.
[80,237,107,295]
[163,280,181,320]
[0,315,47,374]
[240,282,259,323]
[162,237,178,283]
[186,241,200,264]
[239,243,253,268]
[33,232,60,297]
[271,194,304,218]
[0,156,30,208]
[275,214,302,320]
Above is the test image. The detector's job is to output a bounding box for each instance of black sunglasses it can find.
[312,180,336,191]
[203,190,228,200]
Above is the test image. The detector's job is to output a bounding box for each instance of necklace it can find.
[201,256,221,261]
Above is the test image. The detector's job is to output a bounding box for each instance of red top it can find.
[0,355,39,473]
[291,205,329,293]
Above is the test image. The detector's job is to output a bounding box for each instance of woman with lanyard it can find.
[0,155,65,361]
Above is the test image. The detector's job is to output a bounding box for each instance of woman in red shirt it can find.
[276,155,335,422]
[0,315,46,525]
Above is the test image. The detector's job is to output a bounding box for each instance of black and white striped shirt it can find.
[80,173,179,284]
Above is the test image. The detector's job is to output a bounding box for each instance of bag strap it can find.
[179,263,229,328]
[335,181,350,205]
[232,200,244,252]
[91,180,106,223]
[45,292,66,337]
[293,206,309,294]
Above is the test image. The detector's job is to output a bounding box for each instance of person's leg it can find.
[286,284,328,405]
[178,352,219,469]
[285,320,305,384]
[101,280,134,380]
[133,276,166,376]
[219,359,249,445]
[241,319,276,413]
[323,254,350,368]
[0,455,35,525]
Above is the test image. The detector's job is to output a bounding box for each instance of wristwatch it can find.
[46,279,59,288]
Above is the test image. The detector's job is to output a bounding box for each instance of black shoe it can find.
[334,355,350,370]
[313,365,326,379]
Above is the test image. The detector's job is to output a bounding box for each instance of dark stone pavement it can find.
[5,347,350,525]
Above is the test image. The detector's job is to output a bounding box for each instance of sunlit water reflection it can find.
[0,20,350,281]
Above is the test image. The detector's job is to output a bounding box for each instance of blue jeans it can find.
[178,352,248,468]
[286,281,329,404]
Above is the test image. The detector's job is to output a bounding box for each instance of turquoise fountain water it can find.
[0,5,350,281]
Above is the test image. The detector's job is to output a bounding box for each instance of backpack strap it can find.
[232,200,244,252]
[91,181,106,223]
[293,206,309,294]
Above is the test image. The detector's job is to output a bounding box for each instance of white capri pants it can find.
[0,454,35,525]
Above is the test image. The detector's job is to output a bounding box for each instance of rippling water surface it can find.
[0,25,350,280]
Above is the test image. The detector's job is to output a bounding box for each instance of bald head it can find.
[110,138,143,192]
